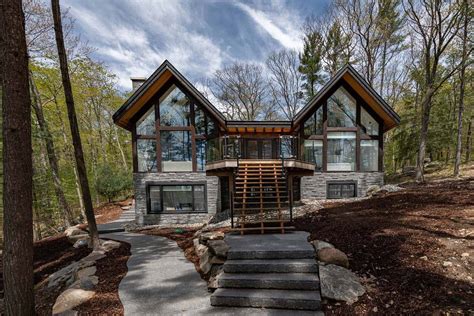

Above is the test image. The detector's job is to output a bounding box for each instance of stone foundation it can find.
[133,172,219,225]
[301,172,384,199]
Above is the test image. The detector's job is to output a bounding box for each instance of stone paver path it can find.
[97,206,135,232]
[105,231,320,315]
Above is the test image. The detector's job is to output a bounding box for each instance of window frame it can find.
[300,81,384,173]
[326,181,358,199]
[146,182,208,214]
[131,78,219,173]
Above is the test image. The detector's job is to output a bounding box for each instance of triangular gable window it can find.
[159,84,191,126]
[327,87,356,127]
[136,107,155,135]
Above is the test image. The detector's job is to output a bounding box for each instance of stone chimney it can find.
[131,77,147,92]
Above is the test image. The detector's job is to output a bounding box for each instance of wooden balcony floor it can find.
[205,159,315,173]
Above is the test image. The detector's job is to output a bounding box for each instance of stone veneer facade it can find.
[301,172,384,199]
[133,173,220,225]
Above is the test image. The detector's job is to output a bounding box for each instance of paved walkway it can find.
[104,231,319,315]
[97,206,135,232]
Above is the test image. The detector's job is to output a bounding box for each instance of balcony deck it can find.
[206,159,315,173]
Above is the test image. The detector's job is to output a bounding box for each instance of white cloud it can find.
[63,0,308,92]
[234,1,303,51]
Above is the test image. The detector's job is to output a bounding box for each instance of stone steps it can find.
[218,272,320,290]
[228,248,315,260]
[224,259,318,273]
[211,288,321,311]
[210,232,321,311]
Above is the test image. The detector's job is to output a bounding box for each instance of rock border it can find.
[310,239,365,304]
[50,229,122,315]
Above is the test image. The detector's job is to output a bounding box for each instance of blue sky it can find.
[63,0,331,91]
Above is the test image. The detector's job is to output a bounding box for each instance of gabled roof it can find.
[113,60,226,130]
[113,61,400,133]
[293,64,400,131]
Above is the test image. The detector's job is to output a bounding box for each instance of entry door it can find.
[245,139,274,159]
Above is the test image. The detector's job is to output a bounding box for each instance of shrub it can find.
[95,165,132,202]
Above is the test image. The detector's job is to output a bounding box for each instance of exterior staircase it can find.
[232,160,293,234]
[210,232,322,311]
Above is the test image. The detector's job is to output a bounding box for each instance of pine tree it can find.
[323,21,352,75]
[298,31,325,99]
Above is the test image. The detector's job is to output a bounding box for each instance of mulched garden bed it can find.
[0,234,92,315]
[295,178,474,315]
[75,241,131,315]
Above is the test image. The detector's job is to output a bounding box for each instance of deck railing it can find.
[206,135,300,163]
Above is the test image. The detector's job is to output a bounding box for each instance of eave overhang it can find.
[112,60,226,131]
[293,65,401,132]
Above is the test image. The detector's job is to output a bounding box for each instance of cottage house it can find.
[113,60,400,232]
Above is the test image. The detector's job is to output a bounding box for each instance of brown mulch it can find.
[140,227,230,281]
[94,198,132,224]
[0,234,91,315]
[75,241,131,315]
[294,178,474,315]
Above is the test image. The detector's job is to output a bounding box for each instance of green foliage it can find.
[95,165,132,202]
[323,21,352,75]
[298,30,325,98]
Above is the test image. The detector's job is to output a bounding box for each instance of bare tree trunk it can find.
[30,74,74,225]
[380,42,387,98]
[51,0,99,248]
[416,89,434,182]
[32,182,43,241]
[53,96,85,217]
[0,0,35,313]
[466,118,472,163]
[114,125,128,169]
[454,0,468,177]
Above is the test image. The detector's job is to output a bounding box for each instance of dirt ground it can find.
[94,198,131,224]
[295,178,474,315]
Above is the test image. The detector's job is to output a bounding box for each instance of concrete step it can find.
[224,259,317,273]
[228,248,315,260]
[210,288,321,310]
[218,272,320,290]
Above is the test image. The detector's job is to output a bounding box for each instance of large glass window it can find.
[160,131,192,172]
[136,107,155,135]
[163,185,193,212]
[159,85,191,126]
[304,106,323,135]
[327,132,356,171]
[328,87,356,127]
[148,184,206,213]
[196,139,206,171]
[304,140,323,171]
[361,140,379,171]
[361,107,379,136]
[327,182,357,198]
[149,186,161,213]
[137,139,157,172]
[195,107,206,135]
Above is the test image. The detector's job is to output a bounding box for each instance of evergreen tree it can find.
[323,21,352,75]
[298,31,325,99]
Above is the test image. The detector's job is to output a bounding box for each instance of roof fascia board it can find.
[113,60,226,127]
[292,64,400,128]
